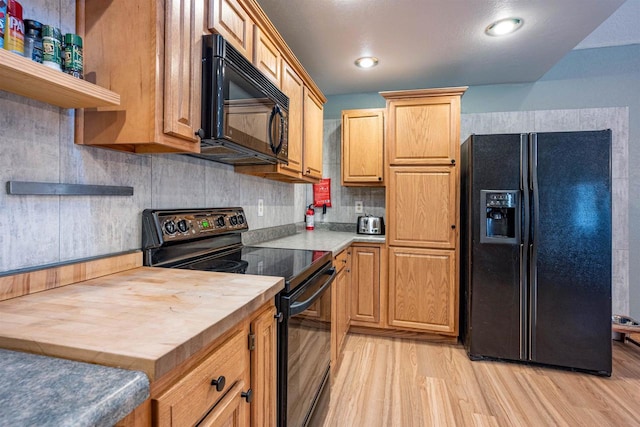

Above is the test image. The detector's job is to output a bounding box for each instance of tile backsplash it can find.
[0,0,309,273]
[305,119,386,225]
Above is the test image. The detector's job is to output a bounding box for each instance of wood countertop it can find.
[0,266,284,381]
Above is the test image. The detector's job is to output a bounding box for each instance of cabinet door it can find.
[164,0,203,142]
[302,87,324,180]
[388,247,457,335]
[388,166,457,249]
[341,109,384,185]
[209,0,254,59]
[253,27,281,87]
[350,246,381,326]
[280,61,304,174]
[386,95,460,165]
[331,249,351,371]
[250,305,277,427]
[197,380,250,427]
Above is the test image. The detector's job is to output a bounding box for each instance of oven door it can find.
[278,263,335,427]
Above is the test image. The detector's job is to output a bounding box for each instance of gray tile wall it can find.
[304,119,386,226]
[461,108,630,316]
[0,0,302,272]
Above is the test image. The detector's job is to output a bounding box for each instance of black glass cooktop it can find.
[179,246,331,292]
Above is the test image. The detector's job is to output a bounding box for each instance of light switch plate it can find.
[355,201,363,214]
[258,199,264,216]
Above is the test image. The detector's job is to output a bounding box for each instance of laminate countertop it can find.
[252,230,385,255]
[0,348,149,427]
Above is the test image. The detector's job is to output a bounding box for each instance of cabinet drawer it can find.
[154,325,249,426]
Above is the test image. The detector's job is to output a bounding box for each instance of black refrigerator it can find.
[460,131,612,376]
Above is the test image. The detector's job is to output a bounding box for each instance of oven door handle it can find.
[289,268,336,316]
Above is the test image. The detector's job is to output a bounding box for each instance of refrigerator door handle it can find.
[519,133,530,361]
[519,243,528,360]
[529,133,539,361]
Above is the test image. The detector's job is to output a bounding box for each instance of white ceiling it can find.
[255,0,633,96]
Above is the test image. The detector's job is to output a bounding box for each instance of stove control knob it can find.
[216,216,225,227]
[177,219,189,233]
[237,214,245,225]
[164,220,177,235]
[229,215,238,226]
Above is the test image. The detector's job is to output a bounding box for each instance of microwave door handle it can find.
[269,105,284,155]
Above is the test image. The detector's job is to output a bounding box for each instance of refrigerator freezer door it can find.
[530,131,612,375]
[465,134,527,361]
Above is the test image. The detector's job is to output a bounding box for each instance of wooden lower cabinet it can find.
[332,249,351,371]
[350,245,383,327]
[197,380,250,426]
[388,247,458,335]
[154,324,250,426]
[141,302,276,427]
[250,305,277,427]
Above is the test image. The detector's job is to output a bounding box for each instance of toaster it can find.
[357,215,385,235]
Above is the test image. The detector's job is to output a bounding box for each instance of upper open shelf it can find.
[0,49,120,108]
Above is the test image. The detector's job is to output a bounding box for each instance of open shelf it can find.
[0,49,120,108]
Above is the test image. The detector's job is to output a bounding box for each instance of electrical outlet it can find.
[355,201,363,214]
[258,199,264,216]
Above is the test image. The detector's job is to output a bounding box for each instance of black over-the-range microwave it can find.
[193,34,289,166]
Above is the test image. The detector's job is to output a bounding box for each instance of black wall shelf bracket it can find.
[6,181,134,196]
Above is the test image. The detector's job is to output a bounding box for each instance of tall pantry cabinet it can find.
[381,87,467,337]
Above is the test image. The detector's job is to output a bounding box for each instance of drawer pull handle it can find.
[241,388,253,403]
[210,375,226,392]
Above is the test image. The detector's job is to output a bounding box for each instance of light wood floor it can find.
[309,333,640,427]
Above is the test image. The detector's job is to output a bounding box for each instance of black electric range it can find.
[141,208,334,427]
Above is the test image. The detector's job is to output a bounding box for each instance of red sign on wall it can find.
[313,178,332,207]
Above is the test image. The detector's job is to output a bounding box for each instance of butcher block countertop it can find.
[0,266,284,381]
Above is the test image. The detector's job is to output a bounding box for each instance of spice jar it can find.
[5,0,25,54]
[63,33,83,78]
[42,25,62,71]
[23,19,43,63]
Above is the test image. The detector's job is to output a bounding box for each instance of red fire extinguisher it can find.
[305,204,315,230]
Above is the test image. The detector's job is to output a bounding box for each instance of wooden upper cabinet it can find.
[303,87,324,180]
[341,109,385,186]
[388,247,458,335]
[279,61,304,175]
[253,27,281,87]
[78,0,203,153]
[387,166,457,249]
[209,0,254,59]
[164,0,204,142]
[383,88,465,166]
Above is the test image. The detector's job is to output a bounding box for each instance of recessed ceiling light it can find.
[485,17,523,37]
[355,56,378,69]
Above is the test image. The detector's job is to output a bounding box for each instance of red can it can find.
[5,0,24,54]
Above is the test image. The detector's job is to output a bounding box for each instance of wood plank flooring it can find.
[309,333,640,427]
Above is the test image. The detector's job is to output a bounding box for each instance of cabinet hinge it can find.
[248,333,256,351]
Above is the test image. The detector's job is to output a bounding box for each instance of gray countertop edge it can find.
[0,348,149,427]
[251,230,386,255]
